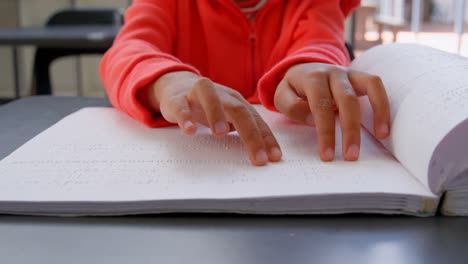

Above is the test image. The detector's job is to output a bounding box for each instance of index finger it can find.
[223,97,268,166]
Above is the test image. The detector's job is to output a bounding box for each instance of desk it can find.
[1,97,468,264]
[0,26,120,99]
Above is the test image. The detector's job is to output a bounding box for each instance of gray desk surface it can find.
[0,26,119,48]
[1,96,468,264]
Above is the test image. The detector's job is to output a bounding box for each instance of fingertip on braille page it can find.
[378,123,389,138]
[346,144,360,161]
[183,120,196,134]
[255,150,268,164]
[214,121,229,135]
[324,148,335,161]
[269,147,282,161]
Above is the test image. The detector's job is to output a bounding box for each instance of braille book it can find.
[0,43,466,216]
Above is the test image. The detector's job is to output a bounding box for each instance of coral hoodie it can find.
[100,0,360,127]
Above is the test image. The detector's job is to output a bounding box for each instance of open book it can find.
[0,43,467,216]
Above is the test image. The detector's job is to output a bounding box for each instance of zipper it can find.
[221,1,273,98]
[248,13,257,96]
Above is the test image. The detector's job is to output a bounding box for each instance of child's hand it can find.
[149,71,282,166]
[274,63,390,162]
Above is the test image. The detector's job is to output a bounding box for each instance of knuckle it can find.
[334,81,356,96]
[249,107,263,120]
[328,66,346,76]
[340,118,360,131]
[341,85,356,96]
[369,75,383,86]
[341,92,359,105]
[193,77,214,93]
[166,95,183,109]
[245,130,261,145]
[307,70,328,80]
[178,109,191,119]
[226,101,248,114]
[168,97,190,117]
[341,125,360,134]
[262,133,278,146]
[228,89,244,100]
[160,95,190,121]
[314,98,334,113]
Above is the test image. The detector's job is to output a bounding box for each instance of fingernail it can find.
[306,113,315,126]
[379,123,389,136]
[347,144,360,160]
[269,147,282,160]
[256,150,268,163]
[214,121,229,134]
[183,120,195,130]
[324,148,335,161]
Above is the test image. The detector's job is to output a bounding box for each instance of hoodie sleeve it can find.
[257,0,360,111]
[99,0,200,127]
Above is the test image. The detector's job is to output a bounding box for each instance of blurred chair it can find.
[374,0,408,43]
[353,5,380,50]
[32,8,124,95]
[0,99,13,105]
[345,42,355,61]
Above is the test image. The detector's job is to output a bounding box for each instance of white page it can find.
[351,43,468,193]
[0,106,433,207]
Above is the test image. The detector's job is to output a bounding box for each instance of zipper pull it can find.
[248,13,256,43]
[249,31,256,44]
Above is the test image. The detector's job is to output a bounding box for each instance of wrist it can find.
[137,81,161,114]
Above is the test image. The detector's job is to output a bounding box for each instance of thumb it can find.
[274,79,315,126]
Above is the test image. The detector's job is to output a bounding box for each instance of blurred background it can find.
[352,0,468,55]
[0,0,467,103]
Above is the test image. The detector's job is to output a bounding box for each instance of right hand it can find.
[140,71,282,166]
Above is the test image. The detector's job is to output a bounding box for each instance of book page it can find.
[351,43,468,194]
[0,106,433,207]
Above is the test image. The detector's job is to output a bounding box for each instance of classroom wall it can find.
[0,0,131,98]
[0,0,19,98]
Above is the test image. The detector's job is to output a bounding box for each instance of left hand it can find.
[274,63,390,162]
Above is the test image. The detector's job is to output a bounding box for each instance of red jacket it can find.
[100,0,360,127]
